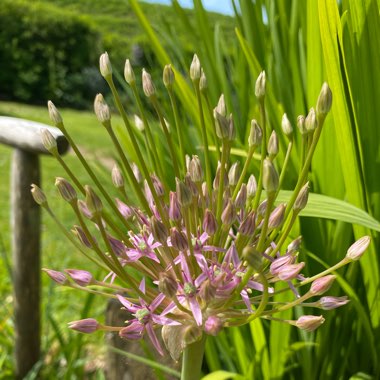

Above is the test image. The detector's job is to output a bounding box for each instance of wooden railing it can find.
[0,116,69,380]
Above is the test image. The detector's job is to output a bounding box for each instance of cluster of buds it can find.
[33,52,369,360]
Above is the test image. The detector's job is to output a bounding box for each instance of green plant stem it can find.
[204,93,221,160]
[181,335,206,380]
[107,77,169,226]
[131,83,163,178]
[168,87,186,171]
[215,139,230,222]
[277,140,293,193]
[151,96,180,178]
[232,145,255,200]
[252,101,267,210]
[195,86,212,193]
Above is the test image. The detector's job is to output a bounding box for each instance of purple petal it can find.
[189,297,202,326]
[146,322,164,356]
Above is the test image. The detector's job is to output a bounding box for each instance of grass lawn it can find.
[0,101,128,378]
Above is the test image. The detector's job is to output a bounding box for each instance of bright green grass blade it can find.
[276,190,380,231]
[318,0,380,328]
[230,327,249,374]
[249,318,270,380]
[201,370,245,380]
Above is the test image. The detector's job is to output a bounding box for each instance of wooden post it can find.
[0,116,68,379]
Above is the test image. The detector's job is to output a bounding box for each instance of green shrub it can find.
[0,0,102,107]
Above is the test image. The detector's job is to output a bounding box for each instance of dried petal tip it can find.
[190,54,201,82]
[41,128,58,155]
[316,82,332,116]
[346,236,370,261]
[42,268,66,284]
[310,275,336,295]
[163,64,175,88]
[94,93,111,124]
[124,59,135,85]
[31,184,47,206]
[99,52,112,79]
[295,315,325,332]
[47,101,63,127]
[142,69,156,98]
[65,269,93,286]
[255,71,266,100]
[68,318,100,334]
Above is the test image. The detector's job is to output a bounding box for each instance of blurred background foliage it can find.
[0,0,379,379]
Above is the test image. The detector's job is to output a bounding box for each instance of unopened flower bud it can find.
[287,236,302,253]
[150,216,168,245]
[202,181,210,207]
[228,162,240,187]
[41,128,58,155]
[31,184,47,206]
[190,54,201,82]
[216,94,226,117]
[124,59,135,85]
[131,162,143,183]
[158,272,178,298]
[263,158,279,193]
[235,183,247,209]
[72,225,95,248]
[227,114,235,141]
[47,101,63,128]
[213,161,228,189]
[346,236,370,261]
[221,199,236,226]
[268,203,285,229]
[111,165,124,189]
[270,254,296,275]
[316,82,332,116]
[297,115,307,135]
[257,199,268,217]
[214,110,229,140]
[281,113,293,138]
[85,185,103,216]
[94,93,111,125]
[42,268,66,284]
[267,130,279,159]
[310,275,336,295]
[204,315,223,336]
[99,52,112,79]
[295,315,325,332]
[247,175,257,199]
[305,108,317,132]
[203,209,217,235]
[243,246,262,270]
[189,155,203,183]
[278,262,305,281]
[65,269,93,286]
[176,178,192,208]
[151,174,165,197]
[170,227,188,251]
[184,174,198,198]
[255,71,266,100]
[55,177,77,203]
[318,296,349,310]
[78,200,93,219]
[239,211,255,236]
[132,114,144,132]
[248,119,262,147]
[68,318,100,334]
[169,191,181,221]
[163,64,175,88]
[142,69,156,98]
[294,182,310,211]
[199,69,207,92]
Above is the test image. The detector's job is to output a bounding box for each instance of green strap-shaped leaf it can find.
[276,190,380,231]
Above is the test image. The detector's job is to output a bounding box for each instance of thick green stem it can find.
[181,335,206,380]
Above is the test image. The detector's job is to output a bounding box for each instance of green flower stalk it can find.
[35,53,370,380]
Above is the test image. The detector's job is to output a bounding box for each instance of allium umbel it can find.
[37,52,370,373]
